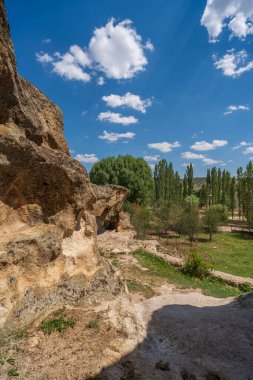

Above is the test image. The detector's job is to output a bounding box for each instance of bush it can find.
[42,308,76,334]
[183,253,210,279]
[239,282,253,293]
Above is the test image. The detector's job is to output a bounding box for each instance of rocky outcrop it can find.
[92,184,128,230]
[0,0,126,331]
[0,0,68,153]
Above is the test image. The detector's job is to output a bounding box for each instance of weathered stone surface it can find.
[0,0,127,331]
[92,184,130,231]
[0,0,69,153]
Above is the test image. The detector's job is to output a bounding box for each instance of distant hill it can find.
[194,177,206,189]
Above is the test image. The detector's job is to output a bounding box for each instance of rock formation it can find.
[0,0,128,331]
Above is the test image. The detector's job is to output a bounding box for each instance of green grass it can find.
[41,308,76,335]
[133,250,241,298]
[191,233,253,278]
[126,279,154,298]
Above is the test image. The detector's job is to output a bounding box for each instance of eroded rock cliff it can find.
[0,0,127,331]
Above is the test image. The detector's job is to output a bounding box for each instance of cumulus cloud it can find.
[243,146,253,154]
[98,111,138,125]
[99,130,135,142]
[102,92,152,113]
[144,155,160,162]
[191,140,228,151]
[36,19,153,83]
[232,141,252,150]
[181,152,206,160]
[201,0,253,41]
[52,45,91,82]
[97,76,105,86]
[214,50,253,78]
[224,105,250,115]
[36,52,54,63]
[148,141,181,153]
[74,153,98,163]
[89,18,151,79]
[202,158,222,165]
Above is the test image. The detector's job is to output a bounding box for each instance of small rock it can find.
[155,360,170,371]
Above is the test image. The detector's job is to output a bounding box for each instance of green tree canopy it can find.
[90,155,154,205]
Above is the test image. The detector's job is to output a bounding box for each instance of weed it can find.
[86,314,101,329]
[99,249,105,257]
[41,307,76,335]
[0,356,15,365]
[7,367,19,377]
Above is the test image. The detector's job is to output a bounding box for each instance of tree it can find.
[186,164,194,195]
[175,206,201,242]
[229,177,236,219]
[203,205,228,241]
[184,195,199,210]
[90,155,154,205]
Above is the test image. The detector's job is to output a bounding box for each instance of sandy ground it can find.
[1,287,252,380]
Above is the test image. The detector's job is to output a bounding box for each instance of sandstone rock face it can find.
[0,0,69,153]
[0,0,124,331]
[92,184,128,231]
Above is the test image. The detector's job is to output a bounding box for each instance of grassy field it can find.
[190,233,253,278]
[133,250,242,298]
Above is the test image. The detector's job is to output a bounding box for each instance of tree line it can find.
[90,155,253,228]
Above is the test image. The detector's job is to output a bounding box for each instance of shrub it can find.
[239,282,253,293]
[183,253,210,279]
[41,307,76,335]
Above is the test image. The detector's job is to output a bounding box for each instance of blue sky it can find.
[6,0,253,176]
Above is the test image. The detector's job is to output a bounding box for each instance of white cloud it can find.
[102,92,152,113]
[97,76,105,86]
[74,153,98,163]
[182,163,195,168]
[42,38,51,44]
[81,111,88,116]
[144,155,160,162]
[243,146,253,154]
[36,52,54,63]
[99,130,135,142]
[52,46,91,82]
[224,105,250,115]
[202,158,222,165]
[232,141,252,150]
[98,111,138,125]
[36,19,153,83]
[148,141,181,153]
[89,18,152,79]
[191,139,228,151]
[181,152,206,160]
[201,0,253,41]
[149,164,156,170]
[214,50,253,78]
[145,40,154,51]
